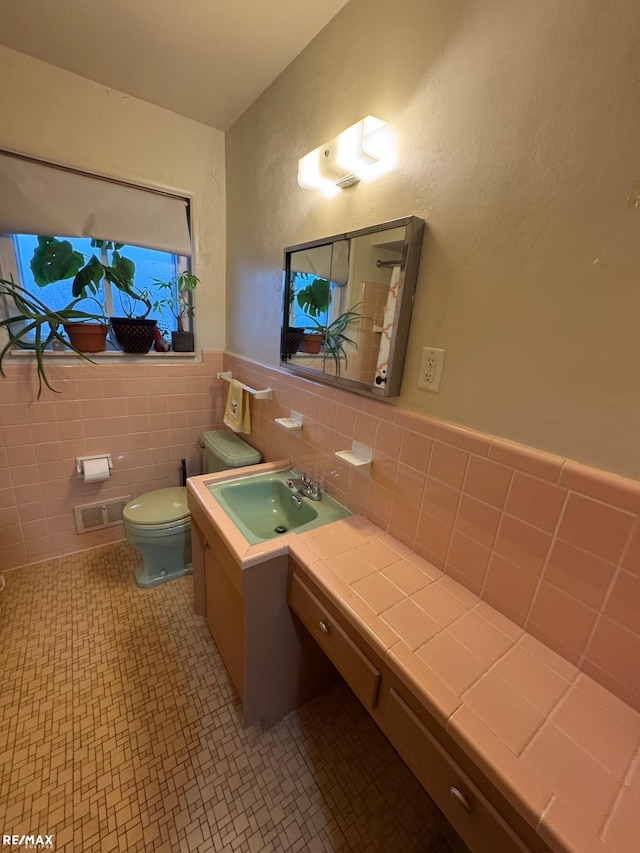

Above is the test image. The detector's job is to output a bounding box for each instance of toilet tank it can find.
[202,429,262,473]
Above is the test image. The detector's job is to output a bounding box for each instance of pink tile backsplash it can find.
[558,492,635,564]
[414,510,452,566]
[543,539,616,611]
[388,495,420,547]
[494,514,552,575]
[5,348,640,711]
[455,494,501,549]
[604,571,640,634]
[422,478,460,525]
[463,454,513,508]
[482,553,542,633]
[505,471,567,533]
[398,428,432,473]
[526,581,600,664]
[489,437,565,482]
[446,529,491,593]
[224,352,640,711]
[429,440,469,489]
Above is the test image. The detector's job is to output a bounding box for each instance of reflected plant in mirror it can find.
[281,216,424,397]
[303,306,368,378]
[287,272,332,355]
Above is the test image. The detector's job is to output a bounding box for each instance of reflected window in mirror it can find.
[281,217,424,397]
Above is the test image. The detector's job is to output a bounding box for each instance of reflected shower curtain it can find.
[373,263,401,387]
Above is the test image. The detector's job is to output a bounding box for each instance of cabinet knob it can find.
[449,786,471,814]
[318,620,330,634]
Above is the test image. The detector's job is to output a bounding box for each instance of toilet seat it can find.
[126,517,191,535]
[123,487,189,528]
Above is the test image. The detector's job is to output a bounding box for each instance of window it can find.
[0,149,194,352]
[1,234,188,343]
[289,272,346,330]
[287,239,349,333]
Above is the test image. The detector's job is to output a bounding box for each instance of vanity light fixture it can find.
[297,116,394,197]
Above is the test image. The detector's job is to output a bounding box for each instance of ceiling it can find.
[0,0,350,131]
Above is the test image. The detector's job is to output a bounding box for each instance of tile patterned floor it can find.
[0,542,446,852]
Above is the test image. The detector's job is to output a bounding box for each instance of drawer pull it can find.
[318,620,330,634]
[449,786,471,814]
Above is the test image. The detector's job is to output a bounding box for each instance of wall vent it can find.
[73,496,131,534]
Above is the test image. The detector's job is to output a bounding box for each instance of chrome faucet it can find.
[285,470,323,501]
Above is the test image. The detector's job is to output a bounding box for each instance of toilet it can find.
[124,430,262,588]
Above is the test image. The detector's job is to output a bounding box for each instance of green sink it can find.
[208,469,351,544]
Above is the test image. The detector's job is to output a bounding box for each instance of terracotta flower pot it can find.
[63,323,108,353]
[298,332,324,354]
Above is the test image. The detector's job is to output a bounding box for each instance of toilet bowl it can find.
[124,487,191,588]
[124,430,261,588]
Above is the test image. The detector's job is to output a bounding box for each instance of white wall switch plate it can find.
[417,347,445,392]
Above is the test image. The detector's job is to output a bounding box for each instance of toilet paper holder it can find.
[76,454,113,478]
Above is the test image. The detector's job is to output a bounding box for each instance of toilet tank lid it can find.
[123,487,189,525]
[202,429,261,466]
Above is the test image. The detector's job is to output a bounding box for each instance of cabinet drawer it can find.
[385,689,529,853]
[289,574,380,709]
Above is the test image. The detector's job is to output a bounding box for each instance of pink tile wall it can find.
[0,351,225,570]
[225,353,640,711]
[5,348,639,711]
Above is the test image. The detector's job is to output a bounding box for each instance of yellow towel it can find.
[223,379,251,434]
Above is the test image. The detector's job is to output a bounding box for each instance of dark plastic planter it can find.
[171,331,194,352]
[284,326,306,357]
[109,317,157,353]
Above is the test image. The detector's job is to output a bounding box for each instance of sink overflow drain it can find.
[274,525,288,535]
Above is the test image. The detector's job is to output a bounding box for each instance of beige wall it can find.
[0,44,226,350]
[225,0,640,479]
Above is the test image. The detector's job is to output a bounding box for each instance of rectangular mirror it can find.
[281,216,424,397]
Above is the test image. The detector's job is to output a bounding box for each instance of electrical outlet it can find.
[417,347,445,392]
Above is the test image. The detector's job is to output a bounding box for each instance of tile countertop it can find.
[187,465,640,853]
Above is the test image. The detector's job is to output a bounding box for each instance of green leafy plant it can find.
[305,305,367,377]
[152,271,199,331]
[0,276,105,397]
[294,276,331,318]
[287,273,332,356]
[30,237,151,318]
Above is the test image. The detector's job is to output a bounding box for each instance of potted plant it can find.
[63,300,110,352]
[152,271,199,351]
[0,276,107,397]
[30,237,156,353]
[287,273,366,369]
[289,274,331,354]
[304,306,367,377]
[298,330,325,354]
[29,237,109,353]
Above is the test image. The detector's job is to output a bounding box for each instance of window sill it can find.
[9,349,199,361]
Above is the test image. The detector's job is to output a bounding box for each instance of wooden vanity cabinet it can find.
[288,573,381,711]
[288,559,542,853]
[382,688,531,853]
[191,504,246,699]
[189,504,337,728]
